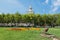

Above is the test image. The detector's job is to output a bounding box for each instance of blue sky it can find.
[0,0,60,14]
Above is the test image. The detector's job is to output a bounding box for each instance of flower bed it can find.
[7,28,40,31]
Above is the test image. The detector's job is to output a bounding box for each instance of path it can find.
[40,33,60,40]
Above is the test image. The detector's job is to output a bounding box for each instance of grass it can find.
[0,27,60,40]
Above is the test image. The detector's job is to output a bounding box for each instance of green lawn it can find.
[0,28,60,40]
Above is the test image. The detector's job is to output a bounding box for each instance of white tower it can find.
[28,5,34,13]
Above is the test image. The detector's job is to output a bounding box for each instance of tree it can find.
[0,12,60,27]
[14,12,21,23]
[55,14,60,26]
[56,19,60,26]
[42,14,49,33]
[0,13,5,23]
[4,13,10,23]
[35,14,41,26]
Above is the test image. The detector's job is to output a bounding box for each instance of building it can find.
[28,5,34,14]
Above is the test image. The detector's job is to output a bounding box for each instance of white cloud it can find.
[45,0,49,4]
[53,0,60,6]
[52,7,58,12]
[50,0,60,13]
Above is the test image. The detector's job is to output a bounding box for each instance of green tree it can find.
[14,12,21,23]
[35,14,41,26]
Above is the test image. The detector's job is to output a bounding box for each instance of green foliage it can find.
[0,12,60,27]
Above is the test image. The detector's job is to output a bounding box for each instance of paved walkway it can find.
[40,33,60,40]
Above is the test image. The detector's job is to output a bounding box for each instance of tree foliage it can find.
[0,12,60,27]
